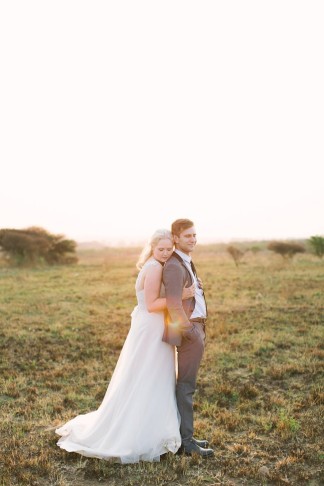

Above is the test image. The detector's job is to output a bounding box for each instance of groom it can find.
[162,219,214,457]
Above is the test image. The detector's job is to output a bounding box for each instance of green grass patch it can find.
[0,248,323,485]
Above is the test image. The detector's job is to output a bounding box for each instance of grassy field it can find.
[0,245,323,485]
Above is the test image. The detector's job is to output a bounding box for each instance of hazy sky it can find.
[1,1,323,245]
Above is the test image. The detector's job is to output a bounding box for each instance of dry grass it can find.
[0,246,323,485]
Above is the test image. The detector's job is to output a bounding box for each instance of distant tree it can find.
[308,235,324,259]
[227,245,245,267]
[0,227,78,266]
[267,241,305,260]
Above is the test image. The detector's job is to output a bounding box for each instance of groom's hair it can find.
[171,219,194,237]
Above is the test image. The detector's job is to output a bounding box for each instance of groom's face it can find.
[174,226,197,255]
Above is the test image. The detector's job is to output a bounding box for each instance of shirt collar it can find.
[175,249,191,264]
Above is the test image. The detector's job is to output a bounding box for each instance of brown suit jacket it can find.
[162,252,196,346]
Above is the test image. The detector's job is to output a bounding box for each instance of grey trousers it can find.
[176,322,205,446]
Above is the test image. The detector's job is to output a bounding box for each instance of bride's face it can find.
[153,238,173,264]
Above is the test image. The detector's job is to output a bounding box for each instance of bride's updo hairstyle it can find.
[136,229,173,270]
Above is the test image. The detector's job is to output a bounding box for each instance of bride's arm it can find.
[144,264,166,312]
[144,265,195,313]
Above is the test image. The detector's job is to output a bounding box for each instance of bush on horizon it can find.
[267,241,305,259]
[0,227,78,266]
[308,235,324,259]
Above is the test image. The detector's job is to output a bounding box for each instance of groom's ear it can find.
[173,234,179,244]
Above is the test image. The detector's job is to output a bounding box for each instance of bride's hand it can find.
[182,282,195,300]
[197,277,203,289]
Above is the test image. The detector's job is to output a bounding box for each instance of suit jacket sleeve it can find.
[163,261,192,332]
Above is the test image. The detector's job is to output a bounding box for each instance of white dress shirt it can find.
[175,249,207,319]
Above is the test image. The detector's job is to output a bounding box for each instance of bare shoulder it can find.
[144,259,163,276]
[144,259,162,268]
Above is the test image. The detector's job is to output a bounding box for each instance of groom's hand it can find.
[182,281,195,300]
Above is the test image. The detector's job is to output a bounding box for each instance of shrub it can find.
[308,235,324,259]
[0,227,78,266]
[267,241,305,259]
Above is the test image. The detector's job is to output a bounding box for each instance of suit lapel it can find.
[172,251,185,265]
[173,251,208,317]
[172,251,194,285]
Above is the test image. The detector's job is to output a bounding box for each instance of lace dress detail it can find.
[56,259,180,463]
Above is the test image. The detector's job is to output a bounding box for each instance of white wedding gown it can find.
[56,260,181,463]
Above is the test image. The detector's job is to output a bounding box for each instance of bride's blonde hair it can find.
[136,229,173,270]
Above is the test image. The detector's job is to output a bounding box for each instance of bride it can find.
[56,229,195,463]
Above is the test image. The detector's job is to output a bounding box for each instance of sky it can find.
[1,1,323,245]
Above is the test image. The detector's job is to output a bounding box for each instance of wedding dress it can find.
[56,259,181,463]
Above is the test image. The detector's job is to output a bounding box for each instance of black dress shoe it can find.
[182,440,214,458]
[192,437,209,448]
